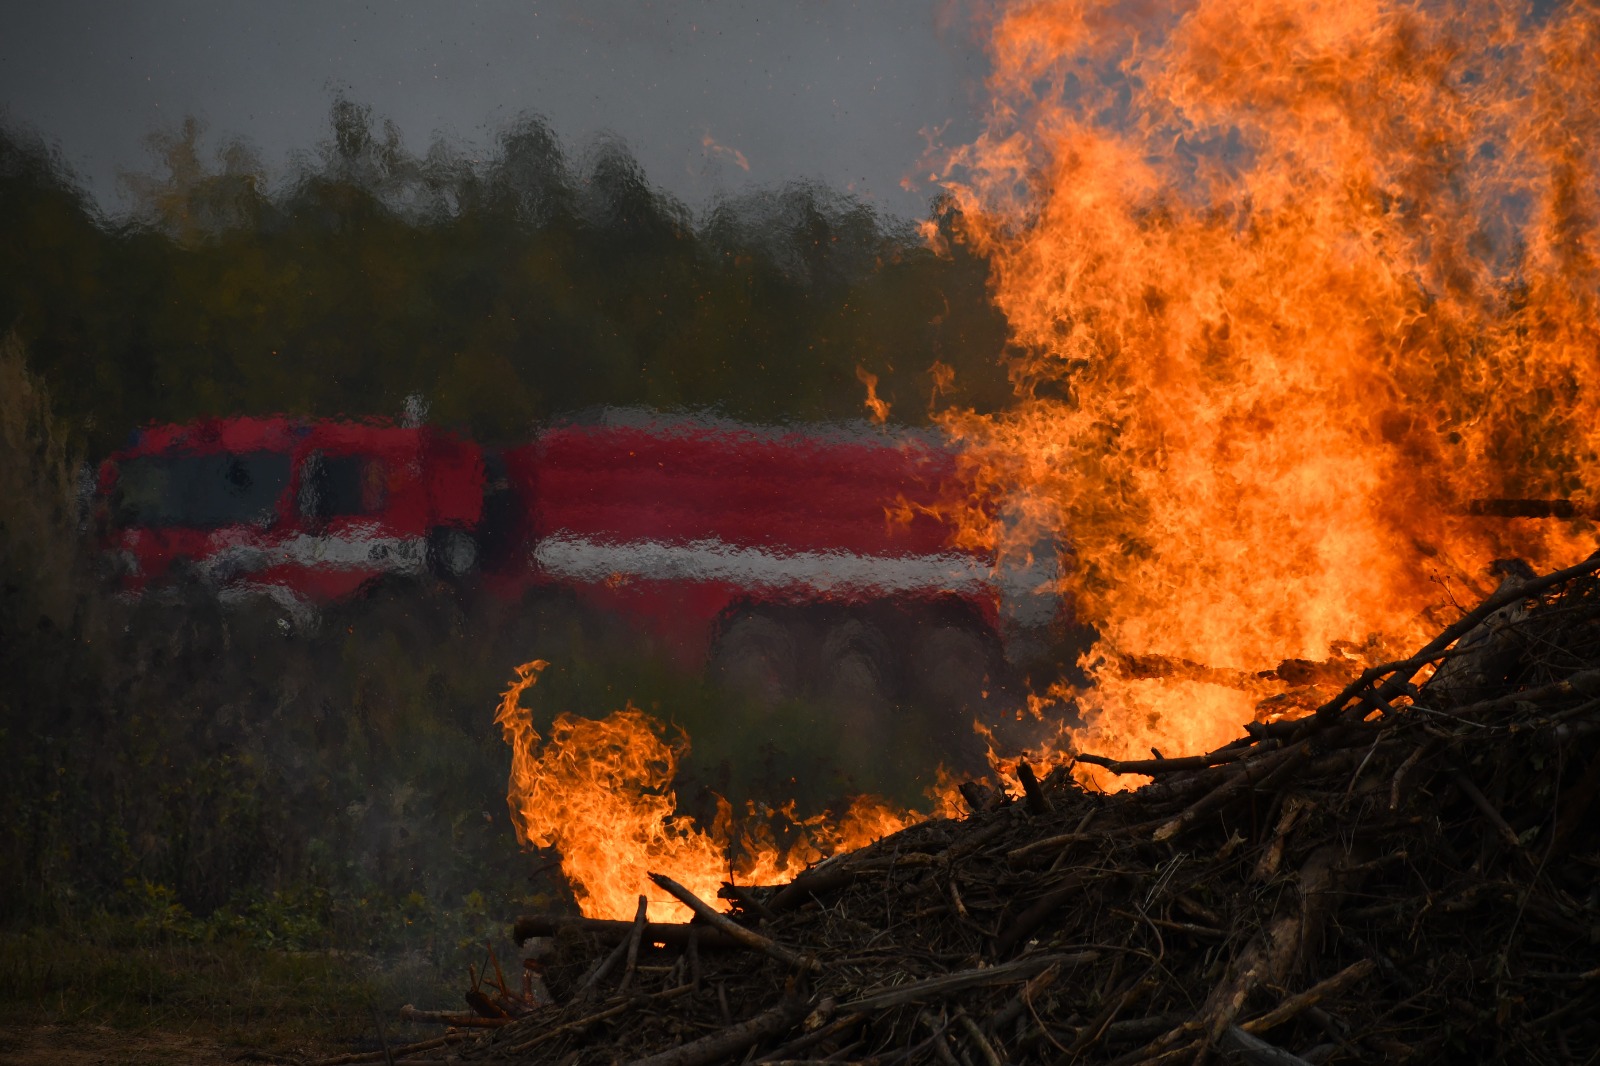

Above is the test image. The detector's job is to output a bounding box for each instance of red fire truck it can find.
[94,409,1063,705]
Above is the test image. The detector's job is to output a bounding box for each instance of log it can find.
[512,914,744,951]
[1467,498,1586,518]
[767,865,858,914]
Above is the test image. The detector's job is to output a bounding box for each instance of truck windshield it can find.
[111,451,292,528]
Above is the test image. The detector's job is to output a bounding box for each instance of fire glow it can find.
[935,0,1600,787]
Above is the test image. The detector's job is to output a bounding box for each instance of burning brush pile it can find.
[310,556,1600,1065]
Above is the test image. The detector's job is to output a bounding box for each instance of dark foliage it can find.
[0,101,1011,456]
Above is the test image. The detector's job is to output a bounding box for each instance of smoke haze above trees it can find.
[1,99,1012,455]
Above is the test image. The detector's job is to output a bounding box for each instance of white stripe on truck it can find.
[531,534,993,596]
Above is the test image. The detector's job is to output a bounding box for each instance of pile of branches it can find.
[319,555,1600,1065]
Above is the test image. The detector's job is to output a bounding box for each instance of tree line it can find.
[0,99,1013,456]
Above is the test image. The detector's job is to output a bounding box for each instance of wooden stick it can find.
[1193,845,1347,1045]
[754,1010,867,1063]
[1240,959,1375,1034]
[306,1031,477,1066]
[617,894,650,994]
[1152,742,1307,843]
[1452,770,1523,849]
[513,914,743,950]
[648,872,823,973]
[628,997,812,1066]
[1068,976,1155,1056]
[1389,743,1430,811]
[1077,739,1280,777]
[1017,762,1053,815]
[1423,668,1600,720]
[577,931,633,999]
[955,1008,1003,1066]
[501,984,694,1056]
[767,865,858,914]
[842,951,1099,1012]
[988,960,1061,1033]
[720,881,779,923]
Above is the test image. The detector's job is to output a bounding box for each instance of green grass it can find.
[0,923,462,1053]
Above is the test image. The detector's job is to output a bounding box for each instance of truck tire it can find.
[709,611,807,707]
[897,619,1002,777]
[817,617,898,714]
[915,614,998,713]
[427,527,479,581]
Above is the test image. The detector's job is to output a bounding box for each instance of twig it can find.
[1452,769,1523,848]
[1389,743,1430,811]
[955,1007,1004,1066]
[1076,739,1278,777]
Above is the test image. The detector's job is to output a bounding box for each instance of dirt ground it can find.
[0,1026,306,1065]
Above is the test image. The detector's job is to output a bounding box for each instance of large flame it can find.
[936,0,1600,786]
[495,660,932,920]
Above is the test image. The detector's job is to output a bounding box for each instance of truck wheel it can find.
[817,617,898,714]
[427,528,479,580]
[709,611,806,707]
[907,620,1003,755]
[910,622,1000,705]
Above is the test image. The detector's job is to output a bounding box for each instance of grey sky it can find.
[1,0,990,221]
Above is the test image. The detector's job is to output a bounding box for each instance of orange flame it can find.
[496,660,933,919]
[856,365,892,424]
[939,0,1600,786]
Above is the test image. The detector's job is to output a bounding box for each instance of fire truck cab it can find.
[94,415,483,627]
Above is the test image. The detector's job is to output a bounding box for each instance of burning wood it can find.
[337,556,1600,1064]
